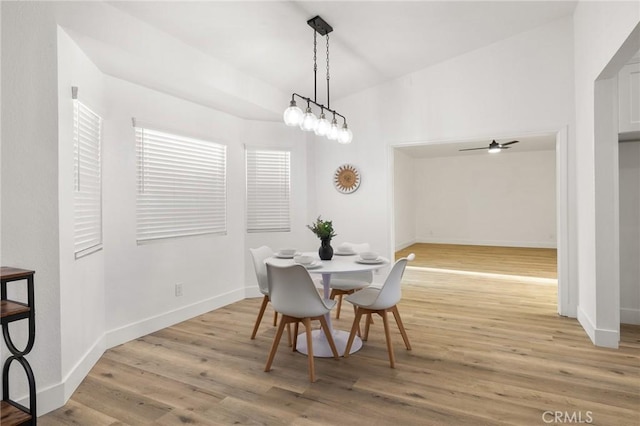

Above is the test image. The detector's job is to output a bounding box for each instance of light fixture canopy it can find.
[283,16,352,144]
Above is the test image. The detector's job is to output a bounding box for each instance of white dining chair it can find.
[343,253,415,368]
[264,263,339,382]
[249,246,291,345]
[329,242,372,319]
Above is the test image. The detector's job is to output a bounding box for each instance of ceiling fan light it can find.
[488,147,501,153]
[300,107,318,132]
[283,100,304,126]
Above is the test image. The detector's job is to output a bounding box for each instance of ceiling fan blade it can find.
[458,147,488,151]
[500,140,519,146]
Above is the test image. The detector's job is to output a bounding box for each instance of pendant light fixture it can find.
[283,16,353,144]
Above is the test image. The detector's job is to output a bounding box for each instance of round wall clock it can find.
[334,164,361,194]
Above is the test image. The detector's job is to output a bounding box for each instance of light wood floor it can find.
[396,243,558,279]
[41,259,639,425]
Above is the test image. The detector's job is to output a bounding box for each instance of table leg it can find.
[296,272,363,357]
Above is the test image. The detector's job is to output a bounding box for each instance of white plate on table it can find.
[275,252,301,259]
[355,257,385,264]
[334,250,356,256]
[296,260,322,269]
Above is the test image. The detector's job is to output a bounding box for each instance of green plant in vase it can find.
[307,216,337,260]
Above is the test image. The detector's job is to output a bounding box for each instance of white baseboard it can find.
[577,306,619,348]
[245,285,262,299]
[621,307,640,325]
[106,289,245,349]
[14,335,106,416]
[415,237,557,249]
[19,290,246,416]
[395,239,416,251]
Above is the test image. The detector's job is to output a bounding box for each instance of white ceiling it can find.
[395,133,557,159]
[55,1,577,121]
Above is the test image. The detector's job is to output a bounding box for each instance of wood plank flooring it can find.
[396,243,557,279]
[40,246,639,425]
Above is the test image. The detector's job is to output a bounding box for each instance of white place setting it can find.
[266,250,389,357]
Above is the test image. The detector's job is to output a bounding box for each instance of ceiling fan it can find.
[459,140,519,153]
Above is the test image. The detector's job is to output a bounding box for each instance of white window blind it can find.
[135,126,227,242]
[246,148,291,232]
[73,99,103,257]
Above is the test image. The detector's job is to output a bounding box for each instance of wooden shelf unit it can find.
[1,266,37,426]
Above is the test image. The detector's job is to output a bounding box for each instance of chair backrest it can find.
[249,246,274,295]
[367,253,415,310]
[266,263,332,318]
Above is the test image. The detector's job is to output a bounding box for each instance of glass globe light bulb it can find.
[338,123,353,144]
[300,107,318,132]
[488,147,501,154]
[327,118,339,140]
[283,100,303,127]
[315,112,330,136]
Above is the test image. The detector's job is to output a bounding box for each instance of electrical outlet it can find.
[175,283,183,297]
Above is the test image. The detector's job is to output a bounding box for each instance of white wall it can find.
[314,18,573,266]
[102,75,242,345]
[393,149,416,250]
[413,151,556,248]
[56,27,107,401]
[573,1,640,347]
[619,141,640,324]
[3,3,314,415]
[1,1,64,413]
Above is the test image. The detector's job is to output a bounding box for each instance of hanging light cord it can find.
[326,33,330,109]
[313,29,318,103]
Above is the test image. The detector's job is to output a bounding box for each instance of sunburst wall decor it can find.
[333,164,360,194]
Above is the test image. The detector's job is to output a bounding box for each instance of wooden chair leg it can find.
[336,293,344,319]
[318,315,340,359]
[381,310,395,368]
[273,310,278,327]
[251,295,270,339]
[363,313,373,341]
[344,308,364,357]
[391,305,411,350]
[265,316,289,372]
[354,305,361,337]
[303,318,316,382]
[293,322,300,351]
[286,323,292,347]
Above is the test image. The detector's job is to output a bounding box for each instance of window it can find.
[135,126,227,242]
[74,99,103,258]
[246,148,291,232]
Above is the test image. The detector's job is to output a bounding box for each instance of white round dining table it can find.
[266,251,389,357]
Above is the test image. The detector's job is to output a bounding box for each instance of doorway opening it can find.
[390,130,569,315]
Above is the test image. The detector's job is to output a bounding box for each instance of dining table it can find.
[266,251,389,357]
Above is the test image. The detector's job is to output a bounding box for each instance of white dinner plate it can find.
[355,257,385,264]
[275,252,301,259]
[334,250,356,256]
[298,260,322,269]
